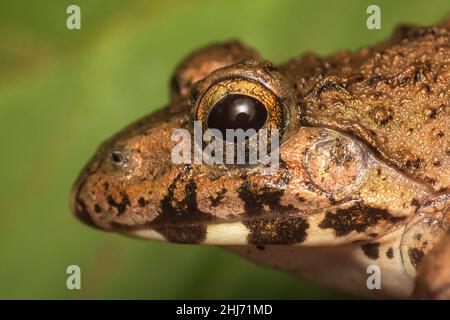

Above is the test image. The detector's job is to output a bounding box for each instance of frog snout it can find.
[69,107,197,232]
[70,167,103,230]
[70,145,112,230]
[69,137,167,231]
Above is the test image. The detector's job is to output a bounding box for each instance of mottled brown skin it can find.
[281,23,450,193]
[71,19,450,298]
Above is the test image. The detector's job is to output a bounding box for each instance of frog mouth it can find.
[111,208,307,231]
[108,208,311,245]
[108,196,354,234]
[109,198,411,245]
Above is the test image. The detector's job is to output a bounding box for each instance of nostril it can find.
[111,150,125,165]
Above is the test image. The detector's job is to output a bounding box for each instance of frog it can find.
[70,17,450,299]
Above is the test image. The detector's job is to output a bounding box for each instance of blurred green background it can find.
[0,0,448,299]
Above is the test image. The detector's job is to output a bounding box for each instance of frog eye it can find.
[207,94,268,135]
[194,77,285,141]
[191,60,298,144]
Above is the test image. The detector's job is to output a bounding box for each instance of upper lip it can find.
[106,208,310,231]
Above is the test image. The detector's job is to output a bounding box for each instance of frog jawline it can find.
[111,208,310,231]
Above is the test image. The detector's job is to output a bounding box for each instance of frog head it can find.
[70,41,431,246]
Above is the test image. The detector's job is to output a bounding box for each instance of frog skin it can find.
[70,18,450,299]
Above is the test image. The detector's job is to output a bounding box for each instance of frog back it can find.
[280,19,449,193]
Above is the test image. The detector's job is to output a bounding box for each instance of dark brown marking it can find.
[316,82,346,96]
[386,247,394,259]
[245,215,309,245]
[371,106,394,126]
[367,75,389,86]
[238,177,309,245]
[410,198,420,207]
[318,203,405,237]
[396,76,408,86]
[403,158,422,170]
[413,70,422,82]
[421,84,431,93]
[107,193,130,215]
[413,158,422,169]
[361,242,380,260]
[151,166,213,244]
[138,197,149,208]
[209,188,227,207]
[408,247,425,270]
[74,199,101,230]
[428,108,438,119]
[94,203,102,213]
[379,114,393,125]
[155,225,208,244]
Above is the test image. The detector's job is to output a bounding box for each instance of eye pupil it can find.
[207,94,267,137]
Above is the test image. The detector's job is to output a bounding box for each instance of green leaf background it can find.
[0,0,448,299]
